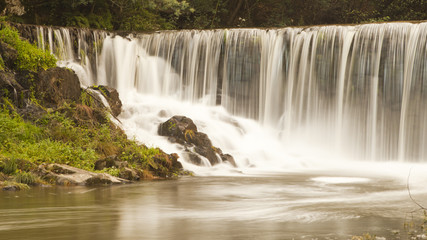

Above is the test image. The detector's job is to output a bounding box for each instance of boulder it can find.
[36,67,81,106]
[89,85,122,117]
[158,116,236,167]
[36,163,129,186]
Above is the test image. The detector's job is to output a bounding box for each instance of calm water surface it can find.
[1,173,425,240]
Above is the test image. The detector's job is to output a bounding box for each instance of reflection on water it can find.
[1,174,425,240]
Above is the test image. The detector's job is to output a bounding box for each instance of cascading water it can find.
[34,22,427,174]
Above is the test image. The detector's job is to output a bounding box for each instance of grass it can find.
[0,105,179,177]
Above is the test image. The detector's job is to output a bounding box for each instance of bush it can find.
[0,22,56,71]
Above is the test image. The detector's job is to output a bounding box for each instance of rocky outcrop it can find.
[158,116,236,167]
[36,163,129,186]
[0,41,17,69]
[36,67,81,106]
[89,85,122,117]
[0,71,23,104]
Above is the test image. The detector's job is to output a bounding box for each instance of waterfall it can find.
[34,22,427,169]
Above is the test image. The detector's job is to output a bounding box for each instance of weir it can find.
[32,22,427,165]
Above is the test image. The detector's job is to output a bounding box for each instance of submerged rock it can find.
[36,163,129,186]
[158,115,236,167]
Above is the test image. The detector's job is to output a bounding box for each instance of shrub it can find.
[0,22,56,71]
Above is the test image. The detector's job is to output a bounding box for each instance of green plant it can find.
[0,22,56,71]
[98,167,121,177]
[14,171,36,185]
[2,159,17,175]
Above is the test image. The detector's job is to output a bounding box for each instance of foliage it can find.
[98,167,120,177]
[1,158,18,175]
[14,171,36,185]
[7,0,426,30]
[0,109,96,170]
[0,22,56,71]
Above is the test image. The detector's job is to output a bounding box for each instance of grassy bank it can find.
[0,21,184,190]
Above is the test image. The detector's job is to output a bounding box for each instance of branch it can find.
[407,167,426,210]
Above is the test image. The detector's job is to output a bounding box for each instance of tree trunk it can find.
[227,0,244,26]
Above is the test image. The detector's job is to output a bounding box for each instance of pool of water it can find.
[1,173,426,240]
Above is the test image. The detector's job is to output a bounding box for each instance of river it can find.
[1,172,426,239]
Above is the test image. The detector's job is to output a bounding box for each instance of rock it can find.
[158,110,168,118]
[0,41,18,69]
[169,153,183,170]
[119,167,140,181]
[3,185,19,191]
[94,155,128,170]
[89,85,122,117]
[0,71,24,105]
[184,149,203,166]
[17,100,47,121]
[158,115,198,145]
[158,115,235,167]
[37,163,129,186]
[220,154,237,167]
[36,67,81,106]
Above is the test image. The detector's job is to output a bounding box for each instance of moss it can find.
[184,129,195,141]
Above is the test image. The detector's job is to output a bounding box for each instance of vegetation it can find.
[1,0,426,31]
[0,21,56,71]
[0,18,184,190]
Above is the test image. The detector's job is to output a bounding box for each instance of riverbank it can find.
[0,21,186,190]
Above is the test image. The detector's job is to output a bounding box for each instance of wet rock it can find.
[37,163,128,186]
[36,67,81,106]
[89,85,122,117]
[184,149,204,166]
[158,115,235,167]
[220,153,237,167]
[158,115,198,145]
[158,110,168,118]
